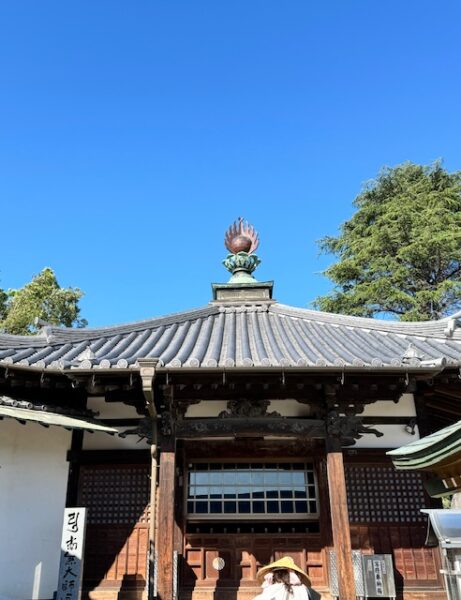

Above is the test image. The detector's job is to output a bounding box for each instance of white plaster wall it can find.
[87,396,141,418]
[83,397,150,449]
[352,424,420,448]
[361,393,416,416]
[0,420,71,600]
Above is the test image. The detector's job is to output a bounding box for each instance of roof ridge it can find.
[270,303,461,339]
[0,305,219,346]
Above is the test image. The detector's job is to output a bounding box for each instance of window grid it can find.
[345,465,426,524]
[186,462,318,519]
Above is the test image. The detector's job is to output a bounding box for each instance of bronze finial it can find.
[224,217,260,255]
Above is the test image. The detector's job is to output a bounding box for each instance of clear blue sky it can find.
[1,1,460,326]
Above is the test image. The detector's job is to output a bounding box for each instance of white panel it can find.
[83,429,150,450]
[0,420,71,600]
[361,394,416,417]
[86,396,141,419]
[268,400,312,417]
[185,400,228,417]
[352,424,420,448]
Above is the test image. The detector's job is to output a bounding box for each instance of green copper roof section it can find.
[387,419,461,470]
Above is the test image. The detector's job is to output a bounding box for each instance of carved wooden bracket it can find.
[119,416,155,444]
[326,408,383,447]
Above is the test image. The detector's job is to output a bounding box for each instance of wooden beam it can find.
[175,417,325,439]
[327,445,356,600]
[156,444,176,600]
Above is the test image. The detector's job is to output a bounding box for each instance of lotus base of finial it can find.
[223,252,261,277]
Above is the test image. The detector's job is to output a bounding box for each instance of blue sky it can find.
[1,1,460,326]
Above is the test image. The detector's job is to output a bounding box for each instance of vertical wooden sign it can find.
[56,507,87,600]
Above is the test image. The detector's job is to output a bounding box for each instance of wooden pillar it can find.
[156,440,176,600]
[326,441,356,600]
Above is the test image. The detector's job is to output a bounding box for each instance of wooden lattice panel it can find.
[78,463,150,589]
[345,465,426,523]
[79,464,150,525]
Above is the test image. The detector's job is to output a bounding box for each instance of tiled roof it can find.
[0,302,461,371]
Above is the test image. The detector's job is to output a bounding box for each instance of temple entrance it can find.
[179,441,330,600]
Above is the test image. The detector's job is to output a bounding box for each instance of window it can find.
[186,462,318,520]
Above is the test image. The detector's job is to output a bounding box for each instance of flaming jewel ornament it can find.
[223,218,261,282]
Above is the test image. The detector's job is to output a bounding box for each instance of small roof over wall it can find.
[0,395,118,434]
[388,420,461,497]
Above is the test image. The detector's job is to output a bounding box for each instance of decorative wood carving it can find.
[326,410,384,447]
[218,398,281,418]
[119,416,154,443]
[175,418,325,439]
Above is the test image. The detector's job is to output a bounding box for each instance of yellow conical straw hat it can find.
[256,556,311,587]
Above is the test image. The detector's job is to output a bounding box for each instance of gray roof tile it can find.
[0,302,461,370]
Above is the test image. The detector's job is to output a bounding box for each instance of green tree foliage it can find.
[315,162,461,321]
[0,268,87,335]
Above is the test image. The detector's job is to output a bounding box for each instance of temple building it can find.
[1,219,461,600]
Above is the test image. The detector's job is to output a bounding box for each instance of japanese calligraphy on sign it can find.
[56,507,87,600]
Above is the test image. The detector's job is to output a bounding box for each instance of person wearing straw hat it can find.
[253,556,312,600]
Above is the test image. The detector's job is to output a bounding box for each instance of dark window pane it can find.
[210,501,222,513]
[238,491,250,499]
[196,502,207,514]
[267,501,279,512]
[224,502,237,514]
[281,490,293,498]
[187,501,194,513]
[294,489,307,498]
[281,501,294,513]
[253,501,265,513]
[309,501,317,513]
[295,501,308,513]
[252,490,264,498]
[238,501,251,513]
[267,490,278,498]
[224,492,236,499]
